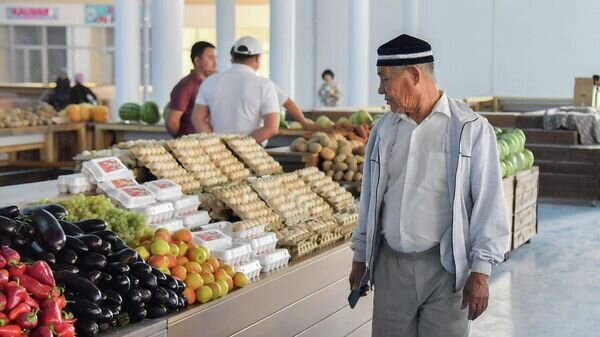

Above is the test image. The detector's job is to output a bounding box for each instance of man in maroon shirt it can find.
[166,41,216,137]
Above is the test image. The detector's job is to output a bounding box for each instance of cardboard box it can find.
[573,77,598,107]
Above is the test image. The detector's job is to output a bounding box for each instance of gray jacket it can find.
[351,98,511,291]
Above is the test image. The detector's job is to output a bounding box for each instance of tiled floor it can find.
[470,203,600,337]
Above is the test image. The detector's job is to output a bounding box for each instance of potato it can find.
[358,163,364,172]
[326,170,335,178]
[290,138,308,152]
[334,154,347,163]
[333,162,348,171]
[333,171,344,181]
[338,144,353,156]
[344,171,355,181]
[348,162,358,172]
[320,147,336,161]
[321,160,334,171]
[308,142,323,153]
[354,172,363,182]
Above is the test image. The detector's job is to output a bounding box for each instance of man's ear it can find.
[406,65,421,85]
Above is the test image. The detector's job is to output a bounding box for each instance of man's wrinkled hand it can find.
[461,272,489,320]
[349,261,370,296]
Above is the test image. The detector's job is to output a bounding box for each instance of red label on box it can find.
[122,186,152,197]
[154,180,175,189]
[111,178,137,189]
[196,230,225,242]
[98,159,124,173]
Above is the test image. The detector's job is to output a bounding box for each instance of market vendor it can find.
[349,34,511,336]
[166,41,216,138]
[192,36,280,145]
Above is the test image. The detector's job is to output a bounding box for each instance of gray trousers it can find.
[372,241,469,337]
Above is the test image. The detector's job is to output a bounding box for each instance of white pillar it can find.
[404,0,419,36]
[294,0,315,108]
[151,0,183,107]
[216,0,235,71]
[115,0,141,116]
[270,0,295,96]
[348,0,369,106]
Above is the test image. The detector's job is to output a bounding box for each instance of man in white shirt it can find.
[192,36,279,145]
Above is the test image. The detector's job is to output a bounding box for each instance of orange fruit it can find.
[183,287,196,305]
[172,229,193,244]
[154,232,171,243]
[185,272,204,290]
[171,265,187,281]
[225,275,233,291]
[185,262,202,274]
[200,262,214,274]
[221,264,235,277]
[177,256,189,266]
[187,241,198,249]
[148,255,169,268]
[167,254,177,268]
[206,257,220,271]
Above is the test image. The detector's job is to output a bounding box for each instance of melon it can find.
[523,149,534,169]
[500,161,507,178]
[119,102,141,121]
[141,101,160,125]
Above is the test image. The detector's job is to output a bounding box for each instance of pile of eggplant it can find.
[0,204,187,337]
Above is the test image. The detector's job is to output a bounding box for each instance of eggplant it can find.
[74,219,108,233]
[65,235,89,253]
[78,252,107,270]
[108,248,138,265]
[159,275,178,291]
[97,307,113,323]
[146,305,167,319]
[104,290,123,308]
[116,312,130,327]
[130,262,152,276]
[52,263,80,274]
[0,205,20,219]
[15,220,35,237]
[128,307,147,323]
[86,270,103,285]
[150,287,169,305]
[98,272,113,290]
[68,298,102,320]
[74,319,99,337]
[55,271,103,303]
[10,234,29,252]
[177,296,186,310]
[91,230,119,244]
[109,318,119,328]
[58,220,84,236]
[107,306,121,318]
[21,204,68,220]
[0,216,17,235]
[175,279,186,293]
[76,234,103,251]
[31,209,66,252]
[129,275,139,287]
[151,267,167,283]
[165,289,179,310]
[111,238,128,252]
[58,248,78,265]
[112,274,131,295]
[30,240,57,264]
[106,262,129,275]
[97,240,112,256]
[125,288,143,306]
[138,287,152,303]
[0,235,10,246]
[138,272,157,290]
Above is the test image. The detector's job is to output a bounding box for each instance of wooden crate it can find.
[513,203,537,232]
[502,176,515,228]
[512,222,537,250]
[523,129,578,145]
[514,166,539,212]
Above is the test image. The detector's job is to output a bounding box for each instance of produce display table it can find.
[304,106,387,123]
[266,146,320,171]
[94,122,167,150]
[0,122,87,167]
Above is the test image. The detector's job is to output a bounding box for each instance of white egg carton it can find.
[178,211,211,229]
[235,259,262,280]
[96,177,139,195]
[211,243,253,266]
[172,195,200,217]
[109,185,156,209]
[143,179,183,201]
[224,223,266,240]
[192,221,230,232]
[254,249,291,273]
[131,202,175,224]
[192,229,232,250]
[82,157,132,183]
[151,218,184,233]
[235,232,277,255]
[57,173,94,194]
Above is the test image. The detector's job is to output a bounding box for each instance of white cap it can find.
[232,36,262,55]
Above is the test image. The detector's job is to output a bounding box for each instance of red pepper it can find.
[53,322,74,337]
[27,262,55,287]
[24,296,40,311]
[0,292,6,312]
[15,309,37,330]
[12,275,54,301]
[0,270,8,287]
[0,325,22,337]
[39,301,61,327]
[7,265,25,279]
[61,311,75,325]
[8,303,31,321]
[0,313,8,326]
[0,247,19,266]
[5,283,27,311]
[0,255,6,269]
[31,326,52,337]
[42,295,65,311]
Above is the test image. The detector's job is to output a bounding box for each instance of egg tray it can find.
[286,239,319,260]
[167,138,229,188]
[317,231,343,250]
[296,167,355,211]
[188,135,250,182]
[227,220,266,239]
[333,212,358,236]
[248,174,310,225]
[343,232,353,242]
[303,217,338,235]
[211,183,282,230]
[285,172,333,219]
[275,224,313,246]
[223,136,283,176]
[130,144,200,193]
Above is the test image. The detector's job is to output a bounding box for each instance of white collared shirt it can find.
[195,63,280,136]
[380,92,452,253]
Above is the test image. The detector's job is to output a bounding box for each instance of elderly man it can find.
[349,34,510,337]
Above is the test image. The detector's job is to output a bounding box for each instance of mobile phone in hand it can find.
[348,270,370,309]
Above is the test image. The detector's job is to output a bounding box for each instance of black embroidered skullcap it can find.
[377,34,434,66]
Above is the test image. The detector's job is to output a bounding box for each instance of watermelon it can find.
[500,161,507,178]
[497,139,509,159]
[523,149,534,169]
[503,159,516,177]
[163,101,170,120]
[141,101,160,125]
[119,102,141,121]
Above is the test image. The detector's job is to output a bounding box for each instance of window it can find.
[46,27,66,46]
[14,26,43,45]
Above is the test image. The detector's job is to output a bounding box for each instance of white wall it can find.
[493,0,600,98]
